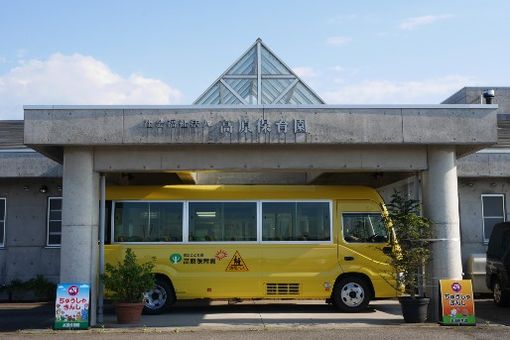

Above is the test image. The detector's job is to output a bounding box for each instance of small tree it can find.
[101,248,155,303]
[384,191,432,299]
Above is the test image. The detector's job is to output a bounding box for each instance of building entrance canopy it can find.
[25,105,496,170]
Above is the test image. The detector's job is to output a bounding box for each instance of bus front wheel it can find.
[143,277,176,315]
[332,276,371,312]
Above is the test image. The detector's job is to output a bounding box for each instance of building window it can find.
[482,194,506,243]
[262,202,331,241]
[0,198,5,247]
[47,197,62,246]
[189,202,257,242]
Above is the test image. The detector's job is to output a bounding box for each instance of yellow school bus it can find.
[105,185,397,314]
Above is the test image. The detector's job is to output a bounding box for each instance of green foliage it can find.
[101,248,155,303]
[0,275,56,301]
[383,191,432,298]
[26,274,57,300]
[1,279,23,292]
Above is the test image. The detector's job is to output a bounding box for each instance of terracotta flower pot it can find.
[114,302,144,324]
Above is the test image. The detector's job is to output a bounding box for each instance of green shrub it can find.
[101,248,155,303]
[0,275,56,301]
[26,274,57,300]
[383,191,432,298]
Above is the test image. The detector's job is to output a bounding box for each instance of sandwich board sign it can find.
[439,279,476,325]
[54,283,90,330]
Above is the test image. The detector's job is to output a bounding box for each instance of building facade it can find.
[0,40,505,322]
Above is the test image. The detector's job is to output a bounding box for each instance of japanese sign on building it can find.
[143,118,307,136]
[144,119,203,129]
[220,119,307,135]
[439,279,476,325]
[54,283,90,330]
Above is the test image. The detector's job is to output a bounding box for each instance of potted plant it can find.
[383,191,432,323]
[101,248,155,323]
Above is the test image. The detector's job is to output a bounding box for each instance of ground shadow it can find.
[167,299,402,316]
[474,299,510,326]
[0,302,54,332]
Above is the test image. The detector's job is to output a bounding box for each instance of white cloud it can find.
[331,65,359,75]
[292,66,317,79]
[326,36,352,46]
[322,75,471,104]
[399,14,452,30]
[330,65,360,85]
[0,53,182,119]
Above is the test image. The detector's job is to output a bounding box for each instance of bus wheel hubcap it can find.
[341,282,364,307]
[144,284,168,310]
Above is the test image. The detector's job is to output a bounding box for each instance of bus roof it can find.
[106,185,384,203]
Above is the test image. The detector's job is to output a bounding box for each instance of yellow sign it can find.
[439,279,476,325]
[225,251,249,272]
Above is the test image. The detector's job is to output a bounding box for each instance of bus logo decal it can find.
[225,251,249,272]
[170,253,183,264]
[215,249,228,261]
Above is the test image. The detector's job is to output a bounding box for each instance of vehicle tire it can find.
[493,278,510,307]
[332,276,371,312]
[143,277,176,315]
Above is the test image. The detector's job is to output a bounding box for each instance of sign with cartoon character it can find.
[439,279,476,325]
[54,283,90,330]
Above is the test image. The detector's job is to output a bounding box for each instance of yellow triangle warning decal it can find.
[225,251,249,272]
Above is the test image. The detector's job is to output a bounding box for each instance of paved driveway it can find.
[103,300,403,329]
[0,298,509,332]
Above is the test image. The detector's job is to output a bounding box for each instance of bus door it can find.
[336,201,393,280]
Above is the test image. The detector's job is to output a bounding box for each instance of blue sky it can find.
[1,0,509,119]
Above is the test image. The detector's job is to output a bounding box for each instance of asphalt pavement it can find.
[0,298,509,338]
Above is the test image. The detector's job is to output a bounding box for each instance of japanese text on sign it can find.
[221,119,307,135]
[144,119,203,129]
[439,280,476,326]
[54,283,90,330]
[142,118,308,135]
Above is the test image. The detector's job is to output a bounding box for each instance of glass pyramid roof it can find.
[194,39,325,105]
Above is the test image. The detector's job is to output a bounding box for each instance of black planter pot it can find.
[398,296,430,323]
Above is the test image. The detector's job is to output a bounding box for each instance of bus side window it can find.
[342,213,388,243]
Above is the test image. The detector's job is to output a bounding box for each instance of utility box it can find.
[465,253,491,294]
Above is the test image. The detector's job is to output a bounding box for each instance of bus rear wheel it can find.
[332,276,371,312]
[143,277,175,315]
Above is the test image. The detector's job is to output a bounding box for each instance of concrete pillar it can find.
[421,146,462,321]
[60,147,99,326]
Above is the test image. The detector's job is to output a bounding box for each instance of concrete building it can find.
[445,88,510,293]
[0,39,505,322]
[377,87,510,294]
[0,122,62,283]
